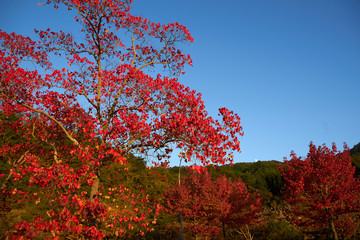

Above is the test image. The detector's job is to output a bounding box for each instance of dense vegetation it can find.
[1,112,359,239]
[1,1,359,239]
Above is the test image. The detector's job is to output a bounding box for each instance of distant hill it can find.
[209,141,360,203]
[350,142,360,175]
[350,142,360,155]
[206,160,283,205]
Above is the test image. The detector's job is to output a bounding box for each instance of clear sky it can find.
[1,0,359,164]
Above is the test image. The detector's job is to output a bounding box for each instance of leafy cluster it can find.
[164,168,261,238]
[281,143,360,240]
[0,0,244,239]
[1,0,360,239]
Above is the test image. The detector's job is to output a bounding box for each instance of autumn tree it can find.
[0,0,243,238]
[281,142,360,240]
[164,168,261,239]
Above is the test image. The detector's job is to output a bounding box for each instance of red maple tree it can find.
[0,0,243,239]
[164,168,261,238]
[281,142,360,240]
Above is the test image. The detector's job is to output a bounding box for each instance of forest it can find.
[1,0,359,239]
[1,111,359,239]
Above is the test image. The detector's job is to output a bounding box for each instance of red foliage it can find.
[1,0,243,169]
[164,169,261,238]
[0,0,243,238]
[188,164,206,174]
[281,142,360,239]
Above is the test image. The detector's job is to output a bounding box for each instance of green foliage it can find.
[0,111,25,146]
[350,142,360,175]
[209,160,284,205]
[350,142,360,155]
[2,113,358,240]
[262,220,302,240]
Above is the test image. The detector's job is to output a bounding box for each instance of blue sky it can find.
[1,0,359,164]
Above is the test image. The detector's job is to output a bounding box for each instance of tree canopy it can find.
[0,0,243,238]
[281,142,360,240]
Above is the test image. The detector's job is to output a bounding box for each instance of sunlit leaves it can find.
[0,0,243,238]
[164,169,261,238]
[281,142,360,239]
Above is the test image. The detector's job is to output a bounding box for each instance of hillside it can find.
[350,142,360,175]
[1,111,358,239]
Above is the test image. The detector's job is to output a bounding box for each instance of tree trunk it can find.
[180,214,184,240]
[1,150,30,192]
[329,218,339,240]
[222,222,226,239]
[194,219,198,240]
[0,172,14,192]
[90,169,100,200]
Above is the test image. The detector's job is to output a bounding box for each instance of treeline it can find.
[113,147,360,240]
[1,111,359,239]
